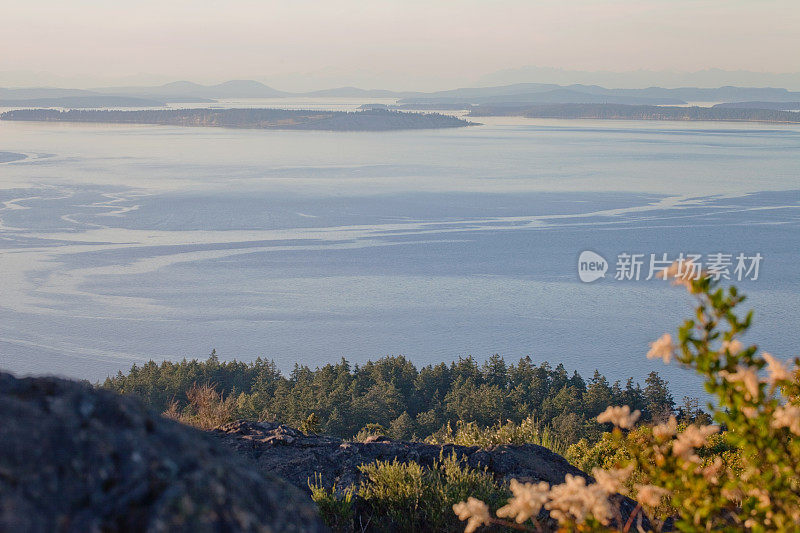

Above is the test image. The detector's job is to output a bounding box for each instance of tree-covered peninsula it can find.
[0,107,474,131]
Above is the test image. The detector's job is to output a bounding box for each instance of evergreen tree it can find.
[644,371,675,422]
[621,377,648,415]
[583,370,613,418]
[389,411,415,440]
[483,354,508,388]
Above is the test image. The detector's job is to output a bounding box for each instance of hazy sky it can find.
[2,0,799,90]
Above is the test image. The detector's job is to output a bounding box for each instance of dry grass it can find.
[162,383,236,430]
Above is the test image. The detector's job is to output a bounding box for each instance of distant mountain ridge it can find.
[475,66,800,91]
[3,80,800,109]
[401,86,685,106]
[399,84,800,106]
[0,95,167,108]
[97,79,290,98]
[0,87,97,99]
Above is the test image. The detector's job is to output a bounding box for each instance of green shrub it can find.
[310,453,508,532]
[426,416,567,455]
[299,412,321,434]
[309,474,355,532]
[353,423,389,442]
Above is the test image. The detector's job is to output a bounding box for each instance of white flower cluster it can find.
[650,414,719,463]
[646,327,796,407]
[721,339,743,355]
[719,366,761,401]
[762,352,792,385]
[771,404,800,435]
[546,474,613,525]
[647,333,676,364]
[591,465,633,495]
[496,479,549,524]
[634,484,670,508]
[672,424,720,461]
[716,352,795,404]
[452,497,490,533]
[596,405,641,429]
[652,415,678,440]
[458,468,637,530]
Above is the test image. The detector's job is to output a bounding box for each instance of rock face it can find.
[213,420,647,528]
[213,420,588,491]
[0,373,326,533]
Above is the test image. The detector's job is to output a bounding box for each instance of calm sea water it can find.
[1,107,799,399]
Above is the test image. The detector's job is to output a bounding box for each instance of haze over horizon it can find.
[3,0,799,92]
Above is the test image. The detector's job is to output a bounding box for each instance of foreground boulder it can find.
[0,373,326,533]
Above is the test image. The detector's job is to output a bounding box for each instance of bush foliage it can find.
[426,416,567,456]
[454,267,800,531]
[311,453,508,532]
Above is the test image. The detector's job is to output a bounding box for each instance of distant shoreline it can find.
[468,103,800,124]
[0,108,474,132]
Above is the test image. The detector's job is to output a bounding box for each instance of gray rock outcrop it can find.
[213,420,648,528]
[0,373,326,533]
[213,420,587,492]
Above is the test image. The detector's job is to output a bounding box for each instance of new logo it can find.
[578,251,608,283]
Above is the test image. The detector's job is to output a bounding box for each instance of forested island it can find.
[0,107,473,131]
[469,103,800,123]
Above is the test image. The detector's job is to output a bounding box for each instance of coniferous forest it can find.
[102,352,687,445]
